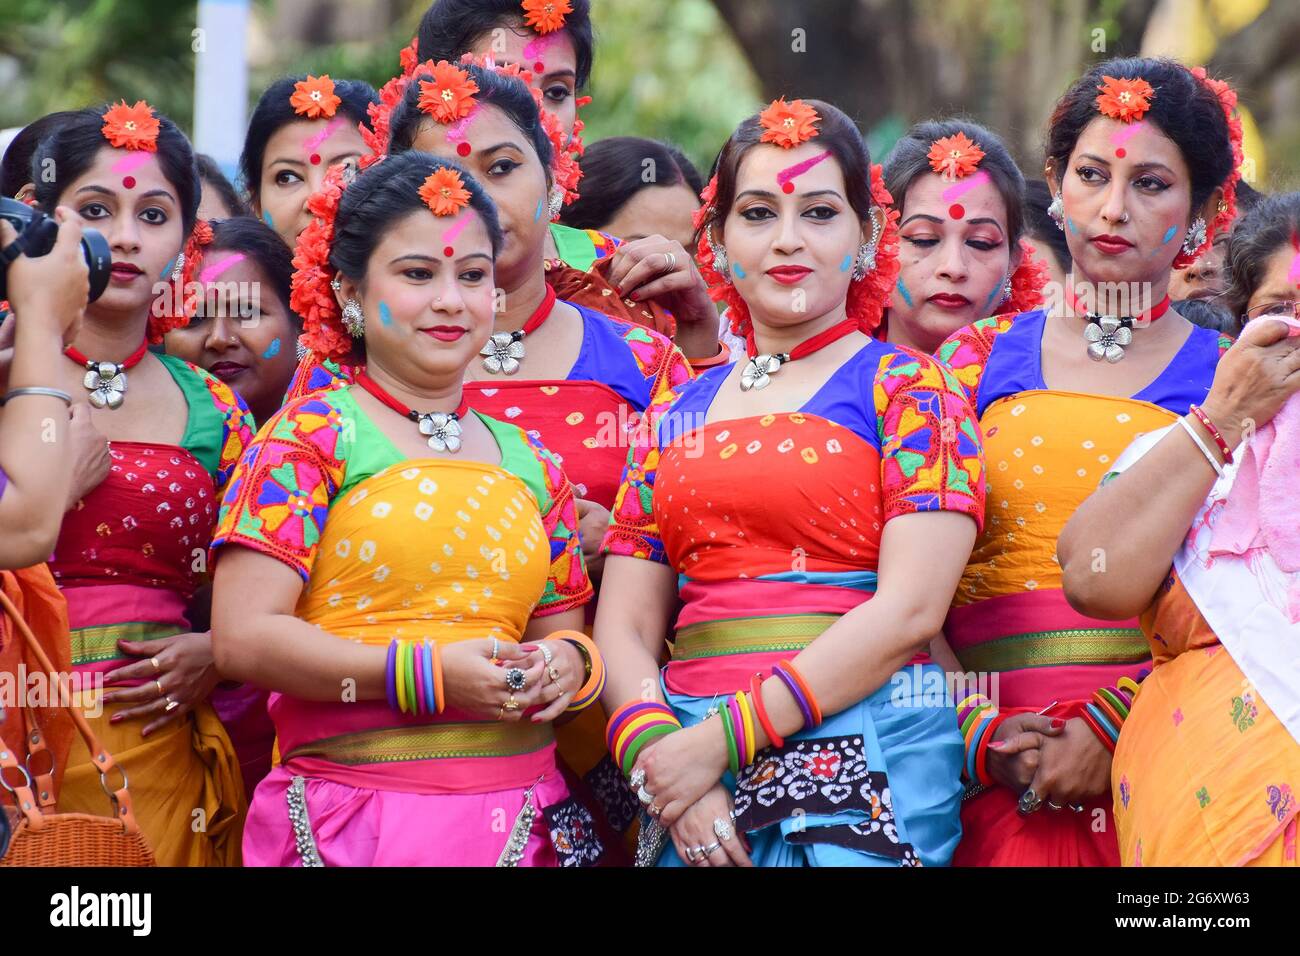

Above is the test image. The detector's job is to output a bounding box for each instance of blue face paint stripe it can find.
[839,253,853,272]
[1161,225,1178,245]
[262,338,282,359]
[895,278,914,307]
[534,198,545,221]
[378,301,394,326]
[1066,217,1080,235]
[980,283,1004,316]
[732,263,746,279]
[262,210,274,229]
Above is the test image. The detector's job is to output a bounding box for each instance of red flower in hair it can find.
[418,62,479,124]
[1174,66,1244,268]
[291,165,351,359]
[102,101,160,152]
[291,75,342,120]
[399,36,420,78]
[1095,76,1155,123]
[522,0,572,34]
[1004,239,1051,316]
[758,98,820,150]
[150,220,214,343]
[927,132,985,181]
[419,167,471,216]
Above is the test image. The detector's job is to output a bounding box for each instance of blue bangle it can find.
[385,640,399,712]
[1086,703,1120,744]
[421,640,437,716]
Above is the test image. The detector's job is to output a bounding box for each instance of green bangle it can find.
[405,642,418,714]
[622,723,675,776]
[719,701,740,776]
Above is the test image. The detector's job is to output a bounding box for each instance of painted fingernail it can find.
[520,644,539,651]
[988,740,1007,749]
[109,714,123,723]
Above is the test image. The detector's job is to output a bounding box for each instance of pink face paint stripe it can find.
[111,151,153,175]
[941,169,991,203]
[445,103,480,144]
[1110,121,1147,147]
[442,211,473,244]
[304,117,347,153]
[522,32,561,61]
[775,150,833,188]
[1288,249,1300,286]
[199,253,246,284]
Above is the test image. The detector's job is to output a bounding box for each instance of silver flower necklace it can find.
[740,316,862,391]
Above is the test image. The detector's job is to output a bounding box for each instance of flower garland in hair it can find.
[693,163,901,338]
[290,164,351,359]
[151,220,213,343]
[1005,238,1051,316]
[1173,66,1243,269]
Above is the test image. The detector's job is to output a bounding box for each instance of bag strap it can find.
[0,589,141,834]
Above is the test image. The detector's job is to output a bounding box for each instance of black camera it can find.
[0,197,111,304]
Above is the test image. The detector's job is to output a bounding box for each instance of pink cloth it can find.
[242,766,572,866]
[1211,329,1300,584]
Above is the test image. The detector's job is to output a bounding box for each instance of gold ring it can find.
[502,695,520,712]
[547,665,562,684]
[164,696,179,712]
[154,679,164,697]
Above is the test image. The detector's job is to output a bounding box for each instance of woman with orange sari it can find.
[211,151,606,866]
[29,102,255,866]
[935,57,1242,866]
[1060,192,1300,866]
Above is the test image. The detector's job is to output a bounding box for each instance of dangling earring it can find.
[294,339,309,361]
[1047,195,1064,231]
[171,252,185,281]
[851,208,884,282]
[547,184,564,221]
[1182,217,1207,256]
[341,299,365,338]
[706,225,730,282]
[1000,272,1013,304]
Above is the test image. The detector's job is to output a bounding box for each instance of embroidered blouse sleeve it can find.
[622,324,695,410]
[934,314,1015,407]
[209,394,348,582]
[195,367,257,493]
[875,348,986,530]
[523,434,593,617]
[600,394,673,564]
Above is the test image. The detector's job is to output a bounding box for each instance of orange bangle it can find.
[749,672,784,749]
[546,630,605,711]
[432,640,445,714]
[687,340,731,372]
[781,660,823,725]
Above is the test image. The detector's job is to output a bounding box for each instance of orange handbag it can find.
[0,587,155,866]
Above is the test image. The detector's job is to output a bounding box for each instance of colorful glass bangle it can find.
[406,641,418,716]
[385,640,399,712]
[552,632,605,713]
[421,641,436,715]
[1117,675,1141,699]
[719,700,740,776]
[724,696,744,768]
[960,701,992,738]
[750,673,784,750]
[956,693,991,726]
[1092,693,1126,733]
[614,712,679,772]
[395,640,409,714]
[412,640,426,715]
[621,722,677,776]
[738,691,757,766]
[1082,704,1119,753]
[1096,686,1129,721]
[773,660,822,728]
[606,701,666,751]
[975,713,1008,787]
[1189,404,1234,464]
[772,665,813,729]
[432,641,445,714]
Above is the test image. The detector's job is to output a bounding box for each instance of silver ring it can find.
[662,251,677,273]
[629,768,645,791]
[164,696,179,712]
[150,656,161,673]
[1070,803,1085,813]
[713,817,734,841]
[504,667,527,692]
[702,840,722,857]
[490,637,500,661]
[637,784,654,806]
[538,643,553,665]
[684,845,701,863]
[1047,800,1064,811]
[1018,788,1043,815]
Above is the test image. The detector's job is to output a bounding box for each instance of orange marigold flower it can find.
[419,167,471,216]
[418,61,480,124]
[927,132,985,181]
[101,101,160,152]
[1095,75,1155,123]
[290,75,342,120]
[522,0,572,34]
[758,98,820,150]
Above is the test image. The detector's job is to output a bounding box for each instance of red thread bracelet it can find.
[1188,405,1234,464]
[749,672,784,750]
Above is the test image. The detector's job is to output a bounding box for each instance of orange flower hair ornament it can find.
[290,164,352,359]
[1173,66,1244,268]
[693,162,901,338]
[759,98,820,150]
[291,75,342,120]
[927,132,985,181]
[522,0,572,34]
[419,167,472,216]
[102,100,161,152]
[1095,75,1154,123]
[418,62,480,124]
[151,220,213,343]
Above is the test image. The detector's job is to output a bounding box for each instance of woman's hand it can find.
[575,497,609,576]
[1200,317,1300,447]
[668,783,753,867]
[64,403,111,509]
[441,639,548,721]
[526,637,586,724]
[984,713,1066,791]
[102,632,220,737]
[2,207,89,342]
[1024,717,1113,807]
[604,236,719,354]
[633,716,729,828]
